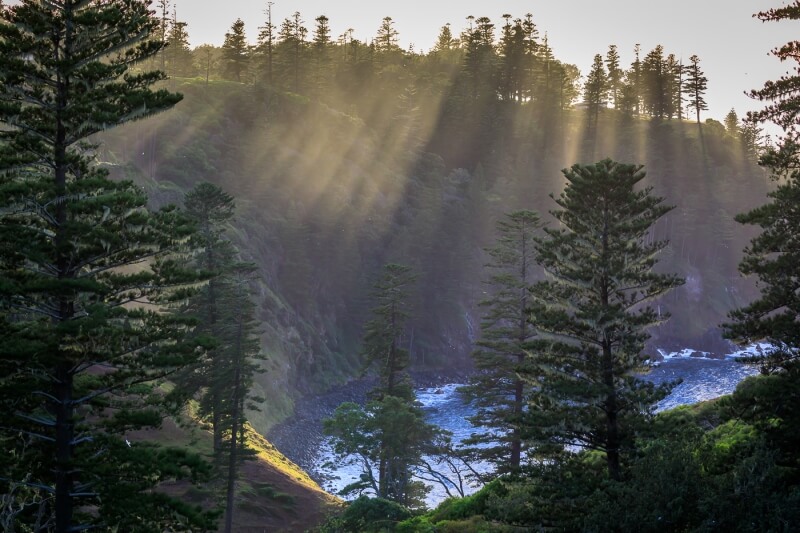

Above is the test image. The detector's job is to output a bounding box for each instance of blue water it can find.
[317,349,760,505]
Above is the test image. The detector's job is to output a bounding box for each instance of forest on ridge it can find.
[1,1,799,532]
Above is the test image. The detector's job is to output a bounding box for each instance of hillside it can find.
[132,416,341,532]
[99,78,768,435]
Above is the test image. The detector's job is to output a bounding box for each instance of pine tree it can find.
[462,16,497,101]
[156,0,171,71]
[0,1,214,530]
[527,160,683,481]
[462,211,542,477]
[165,9,195,77]
[605,44,624,109]
[521,12,539,102]
[497,16,527,102]
[584,53,608,127]
[219,265,264,533]
[325,264,444,506]
[557,62,582,111]
[311,15,333,97]
[183,183,237,454]
[182,184,265,532]
[724,2,800,371]
[746,2,800,136]
[433,23,458,52]
[361,264,416,399]
[276,12,308,93]
[256,2,276,86]
[642,45,668,118]
[722,5,800,487]
[665,53,682,119]
[740,116,764,159]
[684,54,708,124]
[627,43,643,116]
[222,18,250,82]
[375,16,400,53]
[724,108,740,138]
[532,34,557,107]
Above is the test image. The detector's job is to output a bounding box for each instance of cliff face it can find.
[99,80,768,432]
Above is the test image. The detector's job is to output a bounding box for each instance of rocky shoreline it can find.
[267,377,376,477]
[266,370,473,487]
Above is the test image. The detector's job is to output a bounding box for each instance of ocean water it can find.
[317,347,762,505]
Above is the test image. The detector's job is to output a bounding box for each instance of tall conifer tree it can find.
[584,53,608,127]
[684,54,708,124]
[463,211,541,476]
[183,183,237,454]
[375,16,400,53]
[628,43,643,116]
[721,5,800,494]
[605,44,624,109]
[325,264,444,507]
[527,160,683,481]
[0,1,214,530]
[165,9,194,77]
[725,2,800,371]
[462,16,497,101]
[311,15,333,97]
[219,265,264,533]
[277,12,308,92]
[256,2,276,86]
[182,183,265,532]
[642,45,667,118]
[724,108,740,138]
[222,18,250,82]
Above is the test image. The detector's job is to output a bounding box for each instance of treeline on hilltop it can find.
[156,4,763,161]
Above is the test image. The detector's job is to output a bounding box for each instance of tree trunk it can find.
[603,339,621,482]
[224,317,244,533]
[54,15,75,527]
[601,218,621,482]
[511,372,523,469]
[54,362,74,533]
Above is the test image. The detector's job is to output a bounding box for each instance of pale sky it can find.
[176,0,797,127]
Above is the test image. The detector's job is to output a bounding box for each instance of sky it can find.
[178,0,797,130]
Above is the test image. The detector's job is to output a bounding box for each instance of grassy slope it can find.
[134,417,341,532]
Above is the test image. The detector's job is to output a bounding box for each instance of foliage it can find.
[684,55,709,124]
[181,183,266,532]
[325,264,448,507]
[747,2,800,137]
[165,10,195,77]
[427,479,506,523]
[605,45,624,108]
[527,159,683,481]
[0,1,216,530]
[717,370,800,471]
[725,1,800,372]
[361,264,417,400]
[324,496,414,533]
[584,53,608,125]
[462,211,541,476]
[324,395,441,507]
[222,18,250,82]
